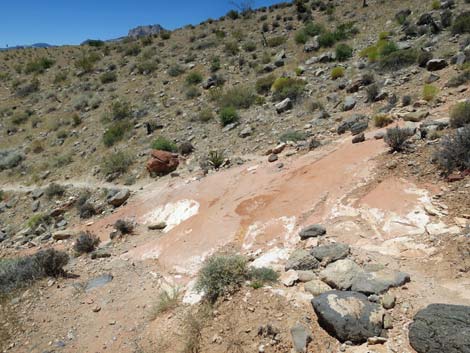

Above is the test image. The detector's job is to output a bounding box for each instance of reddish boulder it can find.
[146,150,179,175]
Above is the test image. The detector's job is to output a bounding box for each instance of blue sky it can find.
[1,0,282,47]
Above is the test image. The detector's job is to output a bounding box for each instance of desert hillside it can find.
[0,0,470,352]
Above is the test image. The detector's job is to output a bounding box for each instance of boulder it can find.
[304,38,320,52]
[311,243,350,264]
[275,98,292,114]
[409,304,470,353]
[312,290,385,344]
[320,259,362,290]
[53,230,75,241]
[337,115,367,134]
[426,59,448,71]
[343,96,357,111]
[352,133,365,144]
[299,224,326,239]
[146,149,179,175]
[403,111,429,122]
[290,323,312,352]
[297,270,316,282]
[350,120,368,136]
[280,269,299,287]
[107,189,131,207]
[351,268,410,295]
[285,249,320,271]
[304,279,332,296]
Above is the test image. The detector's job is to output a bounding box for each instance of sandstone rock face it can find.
[146,150,179,175]
[312,290,385,344]
[409,304,470,353]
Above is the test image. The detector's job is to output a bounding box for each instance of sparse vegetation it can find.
[114,219,134,234]
[331,67,344,80]
[385,126,411,152]
[452,11,470,34]
[151,136,177,152]
[450,101,470,128]
[151,287,180,318]
[218,86,256,109]
[435,125,470,175]
[255,74,276,95]
[45,183,65,199]
[24,57,55,74]
[101,150,133,175]
[335,43,353,61]
[271,77,305,101]
[219,106,239,126]
[423,84,439,102]
[74,231,100,254]
[103,120,132,147]
[279,130,306,142]
[373,114,393,128]
[186,71,203,85]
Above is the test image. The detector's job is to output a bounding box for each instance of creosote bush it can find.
[384,126,411,152]
[373,114,393,128]
[185,71,203,85]
[335,43,353,61]
[151,136,177,152]
[101,150,132,175]
[74,231,100,254]
[103,120,132,147]
[271,77,305,101]
[24,57,55,74]
[450,101,470,128]
[434,125,470,175]
[255,74,276,95]
[219,106,239,126]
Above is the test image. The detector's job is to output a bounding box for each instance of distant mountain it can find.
[0,43,53,51]
[128,24,164,38]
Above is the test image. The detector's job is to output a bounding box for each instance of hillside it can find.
[0,0,470,352]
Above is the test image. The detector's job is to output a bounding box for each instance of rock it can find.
[312,290,385,344]
[374,131,385,140]
[148,222,167,230]
[403,111,429,122]
[285,249,320,271]
[239,126,252,138]
[352,133,365,144]
[275,98,292,114]
[426,73,440,84]
[222,122,238,132]
[304,279,332,296]
[85,274,113,292]
[368,337,387,345]
[337,115,368,135]
[268,154,278,163]
[343,96,357,111]
[297,270,316,282]
[91,251,112,259]
[107,189,130,207]
[304,38,320,52]
[32,200,40,212]
[311,243,350,265]
[146,150,179,175]
[351,268,410,295]
[280,270,299,287]
[383,312,393,329]
[202,76,217,89]
[272,143,286,154]
[52,230,75,241]
[350,120,368,136]
[409,304,470,353]
[290,323,311,352]
[320,259,362,290]
[382,294,396,309]
[31,189,44,200]
[426,59,448,71]
[299,224,326,239]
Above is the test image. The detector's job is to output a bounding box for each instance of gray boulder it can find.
[352,133,365,144]
[409,304,470,353]
[311,243,350,264]
[299,224,326,239]
[107,189,130,207]
[351,268,410,295]
[312,290,385,344]
[304,279,332,296]
[275,98,292,114]
[320,259,362,290]
[343,96,357,111]
[290,323,312,352]
[426,59,448,71]
[285,249,320,271]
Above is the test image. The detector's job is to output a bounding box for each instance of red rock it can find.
[146,150,179,175]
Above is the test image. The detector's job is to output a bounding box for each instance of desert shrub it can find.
[160,30,171,40]
[151,287,180,318]
[360,39,398,62]
[103,120,132,147]
[185,71,203,85]
[210,56,221,72]
[74,231,100,254]
[255,74,276,94]
[318,31,336,47]
[24,57,55,74]
[124,44,141,56]
[295,29,309,44]
[402,95,412,106]
[50,153,73,168]
[110,101,132,120]
[450,101,470,128]
[75,52,100,73]
[100,71,117,84]
[447,69,470,87]
[45,183,65,199]
[207,150,225,169]
[331,67,344,80]
[27,213,51,229]
[242,41,257,52]
[335,43,353,61]
[0,249,69,292]
[423,84,439,102]
[15,78,40,97]
[151,136,177,152]
[380,48,418,70]
[77,201,96,219]
[85,39,105,47]
[167,64,185,77]
[271,77,305,101]
[279,130,306,142]
[185,86,201,99]
[219,106,239,126]
[195,254,248,302]
[227,9,239,19]
[136,60,158,74]
[452,11,470,34]
[434,125,470,175]
[224,41,240,56]
[11,111,32,125]
[0,150,24,170]
[379,41,398,57]
[101,151,132,175]
[384,126,411,152]
[373,114,393,127]
[417,51,433,68]
[248,267,279,287]
[179,142,194,155]
[305,21,325,36]
[114,219,134,234]
[267,36,286,47]
[218,86,256,109]
[198,108,213,122]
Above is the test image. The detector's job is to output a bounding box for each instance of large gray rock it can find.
[290,323,312,352]
[337,115,367,135]
[285,249,320,271]
[312,290,385,344]
[320,259,362,290]
[107,189,130,207]
[343,96,357,111]
[275,98,292,114]
[350,120,368,136]
[351,268,410,295]
[304,279,332,296]
[311,243,350,265]
[409,304,470,353]
[299,224,326,239]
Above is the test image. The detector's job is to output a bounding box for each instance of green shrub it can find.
[447,69,470,87]
[434,125,470,175]
[207,150,225,169]
[450,101,470,128]
[227,9,239,19]
[224,41,239,56]
[167,64,185,77]
[151,136,177,152]
[379,41,398,56]
[124,44,141,56]
[295,29,309,44]
[452,11,470,34]
[318,31,336,47]
[385,126,411,152]
[248,267,279,285]
[103,120,132,147]
[423,84,439,102]
[136,60,158,74]
[185,86,201,99]
[305,22,325,36]
[24,57,55,74]
[185,71,203,85]
[160,31,171,40]
[331,66,344,79]
[373,114,393,128]
[54,71,68,84]
[267,36,286,47]
[279,130,307,142]
[101,150,132,174]
[27,213,51,229]
[45,183,66,199]
[431,0,441,10]
[151,288,180,318]
[218,86,256,109]
[210,56,221,72]
[242,41,257,52]
[15,79,40,97]
[335,43,353,61]
[0,249,69,293]
[100,71,117,84]
[271,77,305,101]
[109,101,132,120]
[75,52,100,73]
[198,108,213,122]
[255,74,276,94]
[11,111,31,125]
[219,106,239,126]
[380,48,418,70]
[85,39,105,47]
